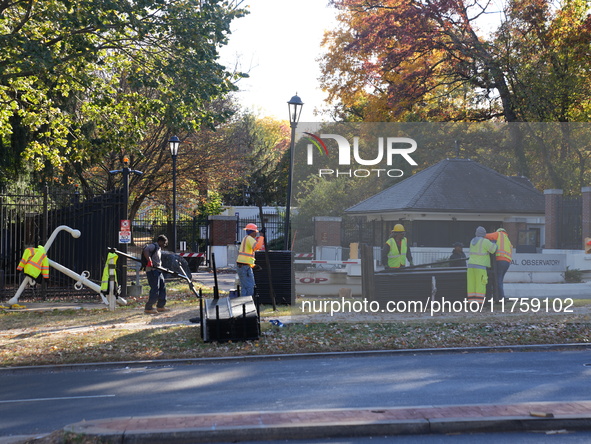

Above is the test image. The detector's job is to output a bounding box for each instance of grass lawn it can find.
[1,278,591,368]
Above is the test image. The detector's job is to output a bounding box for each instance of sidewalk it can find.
[62,401,591,442]
[192,270,236,292]
[505,282,591,299]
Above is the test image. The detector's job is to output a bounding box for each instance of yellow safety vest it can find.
[237,235,258,266]
[468,237,497,269]
[17,246,49,279]
[100,252,118,292]
[386,237,408,268]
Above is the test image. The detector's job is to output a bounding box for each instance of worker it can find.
[449,242,467,267]
[236,223,265,296]
[143,234,169,314]
[381,224,413,269]
[467,226,497,304]
[485,228,513,300]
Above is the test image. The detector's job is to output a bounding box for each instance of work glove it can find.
[147,259,153,268]
[253,264,263,272]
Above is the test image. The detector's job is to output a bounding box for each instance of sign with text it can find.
[509,254,566,272]
[119,231,131,244]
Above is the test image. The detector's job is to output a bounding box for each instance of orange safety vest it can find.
[17,246,50,279]
[485,231,512,262]
[237,235,264,267]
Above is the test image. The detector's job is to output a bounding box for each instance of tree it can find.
[321,0,591,186]
[73,96,248,220]
[0,0,247,190]
[220,112,290,207]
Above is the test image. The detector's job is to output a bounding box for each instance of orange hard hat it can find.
[244,223,259,232]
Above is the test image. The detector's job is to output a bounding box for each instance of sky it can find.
[220,0,339,122]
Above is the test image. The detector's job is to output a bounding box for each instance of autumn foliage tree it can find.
[321,0,591,191]
[220,113,290,208]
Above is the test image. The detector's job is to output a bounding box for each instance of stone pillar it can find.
[313,216,342,246]
[582,187,591,245]
[208,216,237,246]
[501,222,520,248]
[544,189,563,249]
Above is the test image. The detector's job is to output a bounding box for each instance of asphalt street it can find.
[2,348,591,439]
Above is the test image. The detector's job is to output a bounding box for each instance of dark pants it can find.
[237,264,255,297]
[146,269,166,309]
[495,260,511,299]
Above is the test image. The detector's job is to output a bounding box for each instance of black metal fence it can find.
[237,215,284,249]
[0,188,123,301]
[342,217,384,248]
[1,187,586,302]
[130,213,284,256]
[559,196,582,250]
[130,209,209,257]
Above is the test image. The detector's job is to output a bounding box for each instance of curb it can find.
[2,342,591,373]
[63,410,591,443]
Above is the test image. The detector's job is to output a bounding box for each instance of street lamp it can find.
[169,136,180,253]
[284,94,303,249]
[109,157,142,300]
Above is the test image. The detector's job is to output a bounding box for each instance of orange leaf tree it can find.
[321,0,591,188]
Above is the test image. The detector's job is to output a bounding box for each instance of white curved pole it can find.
[9,225,116,307]
[44,225,81,251]
[7,276,35,306]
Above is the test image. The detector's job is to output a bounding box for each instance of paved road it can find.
[215,431,591,443]
[193,270,236,292]
[2,348,591,439]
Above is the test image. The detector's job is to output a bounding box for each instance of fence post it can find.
[360,243,374,301]
[43,184,49,244]
[544,189,563,249]
[582,187,591,247]
[42,184,49,299]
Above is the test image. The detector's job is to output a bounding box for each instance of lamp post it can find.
[284,94,303,249]
[169,136,180,253]
[109,157,142,300]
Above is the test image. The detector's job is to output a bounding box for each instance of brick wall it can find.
[502,222,522,249]
[208,216,237,246]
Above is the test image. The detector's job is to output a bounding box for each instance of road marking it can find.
[0,394,115,404]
